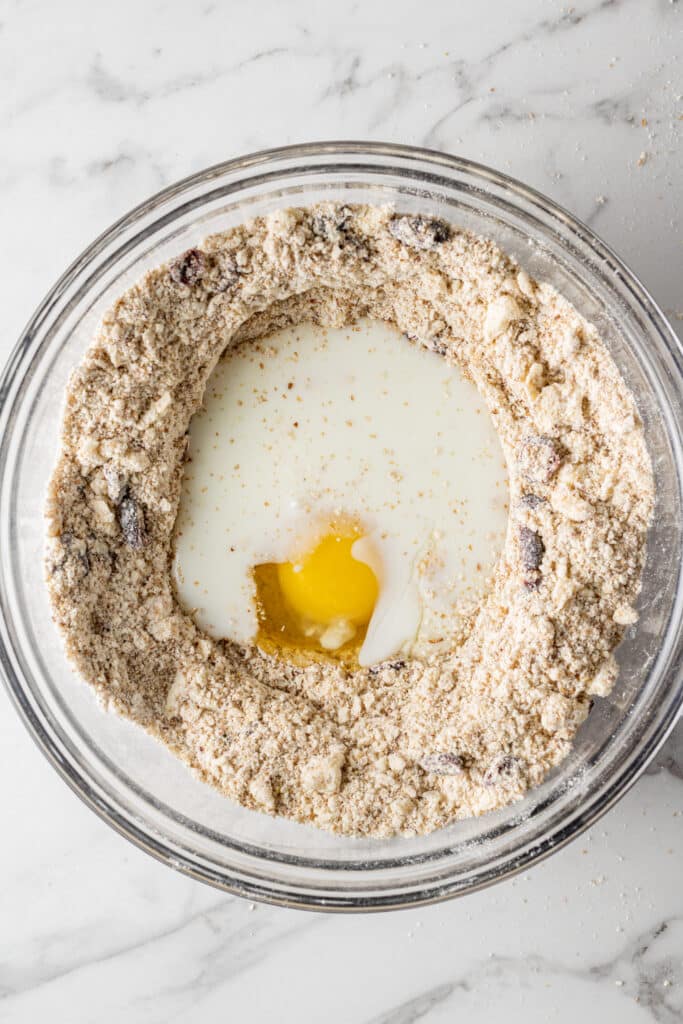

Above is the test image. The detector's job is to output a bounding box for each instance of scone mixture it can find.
[46,204,654,837]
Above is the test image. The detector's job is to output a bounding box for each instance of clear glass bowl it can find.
[1,142,682,911]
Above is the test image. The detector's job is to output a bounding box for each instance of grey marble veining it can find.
[0,0,681,1020]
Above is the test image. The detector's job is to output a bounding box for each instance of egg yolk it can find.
[277,532,378,628]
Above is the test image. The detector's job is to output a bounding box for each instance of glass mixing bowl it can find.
[1,142,682,911]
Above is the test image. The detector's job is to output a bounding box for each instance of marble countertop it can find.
[1,0,681,1020]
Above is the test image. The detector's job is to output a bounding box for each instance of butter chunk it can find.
[301,750,345,795]
[484,295,523,341]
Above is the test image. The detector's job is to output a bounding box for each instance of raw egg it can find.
[277,528,378,631]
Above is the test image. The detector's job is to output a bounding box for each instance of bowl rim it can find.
[1,140,682,911]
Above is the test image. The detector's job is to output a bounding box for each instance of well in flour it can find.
[46,204,653,837]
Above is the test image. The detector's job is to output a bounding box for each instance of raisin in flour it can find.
[46,204,653,837]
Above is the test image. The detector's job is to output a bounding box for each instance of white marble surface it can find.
[1,0,682,1020]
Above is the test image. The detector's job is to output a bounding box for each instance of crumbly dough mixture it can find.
[46,204,654,837]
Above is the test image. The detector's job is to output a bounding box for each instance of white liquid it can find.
[173,319,509,664]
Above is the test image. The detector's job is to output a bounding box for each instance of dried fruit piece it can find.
[517,434,563,484]
[428,338,449,358]
[118,491,146,549]
[483,754,523,787]
[310,214,333,239]
[419,752,465,775]
[388,215,451,251]
[310,208,370,258]
[518,526,544,589]
[369,659,406,675]
[169,248,206,286]
[518,493,546,510]
[519,526,544,570]
[310,207,351,240]
[404,331,449,358]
